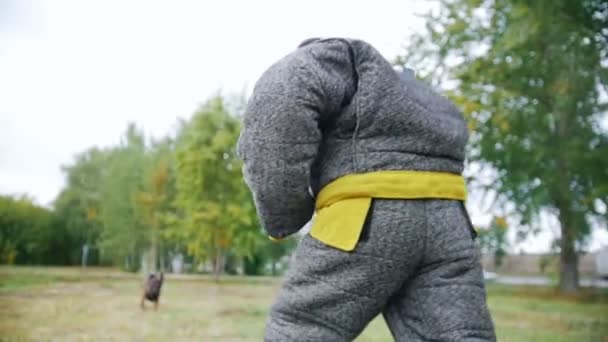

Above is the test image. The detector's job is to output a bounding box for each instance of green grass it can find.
[0,266,606,341]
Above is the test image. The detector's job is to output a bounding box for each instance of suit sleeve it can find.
[237,40,357,239]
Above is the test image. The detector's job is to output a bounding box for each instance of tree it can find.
[0,195,56,265]
[135,137,177,273]
[98,124,149,270]
[56,126,180,272]
[54,147,109,265]
[174,96,262,280]
[399,0,608,292]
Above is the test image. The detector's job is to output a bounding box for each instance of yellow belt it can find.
[309,170,467,251]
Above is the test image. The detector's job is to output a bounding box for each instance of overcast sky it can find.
[1,0,606,252]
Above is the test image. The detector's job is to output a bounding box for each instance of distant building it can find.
[596,246,608,278]
[482,251,600,277]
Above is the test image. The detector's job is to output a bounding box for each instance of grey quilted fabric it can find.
[237,38,468,239]
[237,38,496,341]
[265,200,496,341]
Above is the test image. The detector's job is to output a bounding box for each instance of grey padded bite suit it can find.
[237,38,496,341]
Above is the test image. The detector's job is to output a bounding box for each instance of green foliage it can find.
[174,96,266,277]
[0,195,57,264]
[137,137,178,272]
[399,0,608,291]
[98,124,149,268]
[52,125,179,270]
[53,147,108,264]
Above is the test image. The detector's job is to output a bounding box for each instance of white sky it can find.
[1,0,606,253]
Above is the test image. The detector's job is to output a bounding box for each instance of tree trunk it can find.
[214,248,223,282]
[81,244,89,268]
[159,242,165,272]
[151,235,158,273]
[558,205,579,293]
[271,260,276,276]
[554,107,579,293]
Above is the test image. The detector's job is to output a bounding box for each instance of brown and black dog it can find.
[140,272,164,310]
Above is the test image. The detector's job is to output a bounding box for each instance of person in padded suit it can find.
[237,37,496,342]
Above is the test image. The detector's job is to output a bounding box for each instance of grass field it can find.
[1,266,607,341]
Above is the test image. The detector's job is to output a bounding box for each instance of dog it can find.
[140,272,164,310]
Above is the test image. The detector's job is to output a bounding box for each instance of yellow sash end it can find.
[310,197,372,252]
